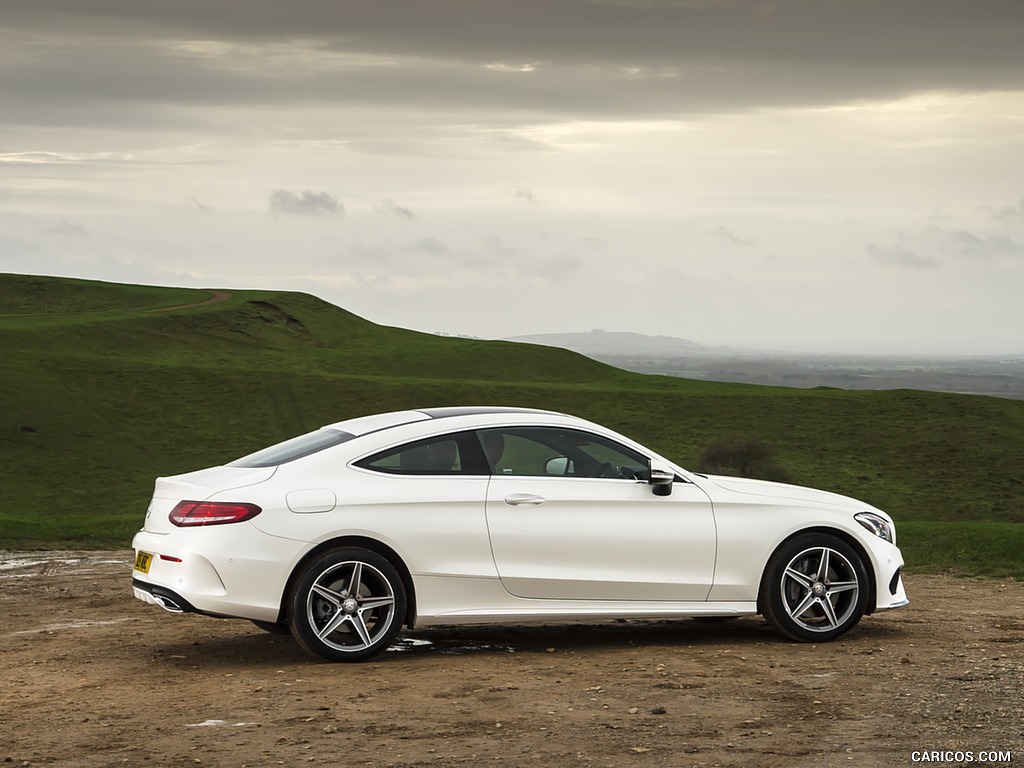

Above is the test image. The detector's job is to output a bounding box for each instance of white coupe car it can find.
[132,406,908,662]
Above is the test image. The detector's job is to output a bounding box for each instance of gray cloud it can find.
[715,226,752,246]
[5,1,1023,127]
[3,212,87,237]
[948,230,1024,259]
[268,189,344,219]
[407,238,448,255]
[868,244,938,269]
[336,232,581,285]
[7,1,1022,79]
[871,224,1024,269]
[987,199,1024,225]
[343,238,452,274]
[510,188,537,205]
[377,200,416,220]
[174,198,213,215]
[45,219,88,237]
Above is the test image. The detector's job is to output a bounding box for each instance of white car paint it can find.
[131,406,908,662]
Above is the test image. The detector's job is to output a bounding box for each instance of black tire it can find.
[760,533,869,642]
[250,619,291,634]
[289,548,407,662]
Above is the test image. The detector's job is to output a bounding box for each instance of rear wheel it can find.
[289,548,406,662]
[761,534,869,642]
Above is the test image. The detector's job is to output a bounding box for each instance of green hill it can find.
[2,273,1023,575]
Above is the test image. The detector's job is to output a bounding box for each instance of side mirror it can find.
[544,456,574,476]
[649,459,675,496]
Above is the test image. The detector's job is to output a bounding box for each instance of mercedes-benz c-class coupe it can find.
[132,406,908,662]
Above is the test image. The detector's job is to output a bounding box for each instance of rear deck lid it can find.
[142,465,276,533]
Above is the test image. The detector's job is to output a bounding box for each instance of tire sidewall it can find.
[761,533,870,642]
[289,547,407,662]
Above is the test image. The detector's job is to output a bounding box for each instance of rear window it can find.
[228,429,356,468]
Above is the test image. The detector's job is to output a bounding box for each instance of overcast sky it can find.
[3,0,1024,354]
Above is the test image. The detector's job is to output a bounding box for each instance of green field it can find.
[2,273,1022,576]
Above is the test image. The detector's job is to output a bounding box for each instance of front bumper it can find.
[872,564,909,612]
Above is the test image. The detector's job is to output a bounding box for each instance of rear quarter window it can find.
[354,431,488,475]
[228,429,356,468]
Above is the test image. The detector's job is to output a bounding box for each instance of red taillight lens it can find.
[169,500,262,527]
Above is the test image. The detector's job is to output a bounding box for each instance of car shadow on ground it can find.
[392,617,779,656]
[392,614,910,660]
[142,614,908,666]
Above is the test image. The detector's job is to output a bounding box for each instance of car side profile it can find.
[131,406,908,662]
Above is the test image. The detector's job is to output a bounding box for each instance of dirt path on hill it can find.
[144,290,232,312]
[13,290,233,319]
[1,553,1021,768]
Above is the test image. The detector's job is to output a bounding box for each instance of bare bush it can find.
[695,439,794,483]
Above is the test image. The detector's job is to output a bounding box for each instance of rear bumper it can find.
[131,526,300,623]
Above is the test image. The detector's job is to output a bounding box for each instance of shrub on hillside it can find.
[695,439,794,483]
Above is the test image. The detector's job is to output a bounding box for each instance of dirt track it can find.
[144,290,233,313]
[1,553,1021,768]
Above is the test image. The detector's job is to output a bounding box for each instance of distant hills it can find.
[508,330,1024,400]
[507,330,740,358]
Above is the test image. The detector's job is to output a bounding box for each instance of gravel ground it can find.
[1,552,1021,768]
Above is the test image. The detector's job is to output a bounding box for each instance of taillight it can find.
[169,500,262,527]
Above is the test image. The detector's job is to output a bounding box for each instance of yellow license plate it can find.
[134,551,153,574]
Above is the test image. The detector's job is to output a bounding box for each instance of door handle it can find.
[504,493,546,506]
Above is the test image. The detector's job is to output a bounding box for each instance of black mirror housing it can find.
[649,460,675,496]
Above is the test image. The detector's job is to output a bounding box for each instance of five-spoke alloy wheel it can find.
[290,548,407,662]
[761,534,869,642]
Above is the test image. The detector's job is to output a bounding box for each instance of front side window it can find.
[355,432,486,475]
[477,427,650,479]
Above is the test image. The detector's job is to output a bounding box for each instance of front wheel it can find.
[290,548,407,662]
[760,534,869,642]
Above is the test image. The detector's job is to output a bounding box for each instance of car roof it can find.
[324,406,568,437]
[418,406,566,419]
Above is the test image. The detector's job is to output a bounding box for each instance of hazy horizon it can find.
[505,327,1024,358]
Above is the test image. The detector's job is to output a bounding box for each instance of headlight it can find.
[855,511,894,543]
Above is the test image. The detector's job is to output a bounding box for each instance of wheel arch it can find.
[277,536,417,629]
[756,526,877,616]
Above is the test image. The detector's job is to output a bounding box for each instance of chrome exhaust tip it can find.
[153,594,184,613]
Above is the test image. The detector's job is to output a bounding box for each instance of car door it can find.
[481,427,717,602]
[348,431,494,581]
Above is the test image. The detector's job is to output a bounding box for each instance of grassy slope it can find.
[2,274,1023,574]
